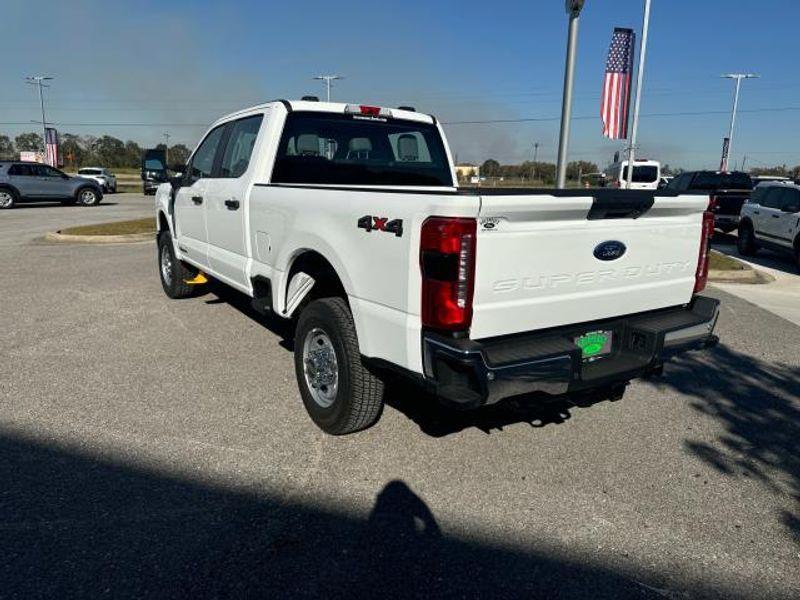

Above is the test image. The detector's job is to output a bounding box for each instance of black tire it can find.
[157,231,199,299]
[76,186,101,206]
[737,222,757,256]
[294,297,384,435]
[0,187,17,209]
[794,243,800,274]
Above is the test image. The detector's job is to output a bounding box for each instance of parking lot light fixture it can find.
[556,1,586,189]
[721,73,759,172]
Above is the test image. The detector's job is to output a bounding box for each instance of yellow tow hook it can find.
[184,272,208,285]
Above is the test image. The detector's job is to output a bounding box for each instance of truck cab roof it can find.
[212,100,435,128]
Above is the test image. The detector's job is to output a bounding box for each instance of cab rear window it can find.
[272,112,453,187]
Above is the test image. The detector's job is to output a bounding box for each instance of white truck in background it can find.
[605,158,661,190]
[155,99,719,435]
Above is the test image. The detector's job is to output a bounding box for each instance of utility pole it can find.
[720,73,758,171]
[25,75,53,153]
[556,1,585,189]
[625,0,652,189]
[313,75,343,102]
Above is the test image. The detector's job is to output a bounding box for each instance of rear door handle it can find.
[191,195,203,205]
[772,214,781,219]
[753,210,760,215]
[224,199,240,210]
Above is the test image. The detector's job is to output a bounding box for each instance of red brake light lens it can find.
[420,217,477,331]
[359,105,381,116]
[694,211,715,293]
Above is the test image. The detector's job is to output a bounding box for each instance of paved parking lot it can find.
[1,196,798,599]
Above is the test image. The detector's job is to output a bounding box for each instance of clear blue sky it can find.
[2,0,798,170]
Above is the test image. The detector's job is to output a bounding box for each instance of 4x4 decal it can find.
[358,215,403,237]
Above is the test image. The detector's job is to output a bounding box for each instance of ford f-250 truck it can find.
[155,99,719,435]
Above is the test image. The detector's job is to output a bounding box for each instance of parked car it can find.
[737,181,800,271]
[751,175,791,186]
[155,99,719,435]
[0,161,103,208]
[76,167,117,193]
[605,158,661,190]
[141,149,170,195]
[666,171,753,232]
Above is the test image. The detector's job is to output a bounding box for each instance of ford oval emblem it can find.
[593,240,627,261]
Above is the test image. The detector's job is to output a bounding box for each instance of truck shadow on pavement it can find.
[647,343,800,544]
[384,381,622,438]
[0,429,686,599]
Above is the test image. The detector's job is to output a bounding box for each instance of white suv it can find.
[77,167,117,193]
[738,182,800,271]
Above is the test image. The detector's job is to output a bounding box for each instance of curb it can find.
[45,231,155,244]
[708,268,774,285]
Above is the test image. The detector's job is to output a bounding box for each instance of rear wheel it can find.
[294,297,384,435]
[0,188,16,209]
[77,187,101,206]
[157,231,200,299]
[737,223,757,256]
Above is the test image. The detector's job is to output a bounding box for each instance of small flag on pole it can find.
[601,28,636,140]
[45,127,59,167]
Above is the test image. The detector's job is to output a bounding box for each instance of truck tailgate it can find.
[471,191,708,340]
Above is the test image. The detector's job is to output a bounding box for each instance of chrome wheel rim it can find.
[80,189,96,205]
[160,244,173,286]
[302,327,339,408]
[0,191,13,208]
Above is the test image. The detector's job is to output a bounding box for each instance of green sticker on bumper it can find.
[575,331,612,359]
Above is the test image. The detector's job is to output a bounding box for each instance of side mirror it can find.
[169,175,184,190]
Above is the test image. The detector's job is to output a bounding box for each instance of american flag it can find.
[45,127,59,167]
[601,28,636,139]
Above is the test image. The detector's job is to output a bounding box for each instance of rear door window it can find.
[272,112,453,186]
[219,114,263,178]
[690,172,753,191]
[8,164,34,176]
[622,165,658,183]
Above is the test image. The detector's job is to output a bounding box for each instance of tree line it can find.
[475,158,800,183]
[474,159,600,185]
[0,132,191,170]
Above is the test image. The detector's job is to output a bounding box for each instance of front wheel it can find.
[157,232,200,299]
[737,223,757,256]
[294,297,384,435]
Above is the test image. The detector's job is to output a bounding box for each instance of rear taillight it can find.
[708,195,719,211]
[420,217,477,331]
[694,211,715,293]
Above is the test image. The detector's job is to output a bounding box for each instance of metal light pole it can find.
[313,75,343,102]
[531,142,539,182]
[625,0,652,189]
[556,0,585,189]
[721,73,758,171]
[25,75,53,153]
[163,132,171,164]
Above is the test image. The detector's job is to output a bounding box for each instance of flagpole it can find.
[625,0,652,189]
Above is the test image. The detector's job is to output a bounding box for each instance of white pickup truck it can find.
[155,99,720,434]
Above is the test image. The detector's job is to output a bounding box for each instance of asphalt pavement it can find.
[1,196,798,599]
